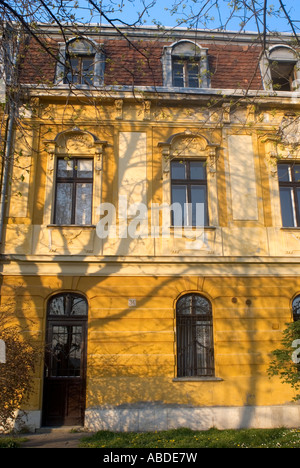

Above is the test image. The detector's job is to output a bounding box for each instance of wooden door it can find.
[42,293,88,426]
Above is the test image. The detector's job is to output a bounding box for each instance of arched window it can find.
[293,295,300,322]
[162,40,210,88]
[261,45,300,92]
[268,45,298,91]
[48,292,88,316]
[176,293,214,377]
[55,37,105,86]
[64,39,96,85]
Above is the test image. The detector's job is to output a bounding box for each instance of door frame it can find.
[42,292,88,427]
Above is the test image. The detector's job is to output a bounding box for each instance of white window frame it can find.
[55,37,105,87]
[162,40,210,89]
[260,44,300,92]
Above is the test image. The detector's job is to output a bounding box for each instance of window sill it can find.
[47,224,96,229]
[173,376,223,382]
[170,226,217,230]
[280,227,300,230]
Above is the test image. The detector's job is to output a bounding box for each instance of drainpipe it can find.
[0,27,20,246]
[0,100,15,245]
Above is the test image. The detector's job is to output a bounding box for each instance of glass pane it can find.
[190,161,206,180]
[49,295,65,315]
[57,159,73,178]
[76,159,93,178]
[294,165,300,182]
[280,187,295,227]
[55,183,73,224]
[177,294,211,316]
[191,185,207,226]
[177,295,193,315]
[67,58,80,84]
[194,295,211,315]
[173,61,184,87]
[171,161,186,179]
[187,61,199,88]
[293,295,300,320]
[297,189,300,226]
[278,164,291,182]
[82,57,94,85]
[75,183,92,225]
[71,296,88,316]
[50,325,82,377]
[171,185,187,226]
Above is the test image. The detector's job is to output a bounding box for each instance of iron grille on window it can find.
[176,294,215,377]
[293,295,300,322]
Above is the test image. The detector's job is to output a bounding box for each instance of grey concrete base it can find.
[84,403,300,432]
[0,410,41,433]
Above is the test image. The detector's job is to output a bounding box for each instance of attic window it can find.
[56,38,105,87]
[270,60,297,91]
[162,40,210,89]
[263,45,299,92]
[65,55,95,85]
[172,57,200,88]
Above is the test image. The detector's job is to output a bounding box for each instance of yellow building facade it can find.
[1,25,300,430]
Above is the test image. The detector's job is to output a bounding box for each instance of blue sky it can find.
[75,0,300,34]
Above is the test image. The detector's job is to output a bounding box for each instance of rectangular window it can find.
[54,158,93,225]
[278,163,300,227]
[171,160,209,226]
[65,55,95,85]
[270,61,296,91]
[172,58,200,88]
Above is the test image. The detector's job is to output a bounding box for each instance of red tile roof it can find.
[19,36,263,90]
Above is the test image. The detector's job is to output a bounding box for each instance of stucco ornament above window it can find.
[162,40,210,89]
[279,113,300,146]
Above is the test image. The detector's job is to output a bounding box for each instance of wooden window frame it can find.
[172,57,200,88]
[270,60,297,91]
[170,159,209,227]
[278,162,300,228]
[54,157,94,226]
[64,54,95,85]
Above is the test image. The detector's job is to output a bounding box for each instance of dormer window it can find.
[56,37,105,87]
[261,45,300,92]
[162,40,210,89]
[65,55,95,85]
[270,60,297,91]
[172,57,200,88]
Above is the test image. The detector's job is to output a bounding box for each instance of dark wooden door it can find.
[42,294,88,427]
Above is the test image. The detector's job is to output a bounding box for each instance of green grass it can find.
[0,437,25,448]
[79,427,300,449]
